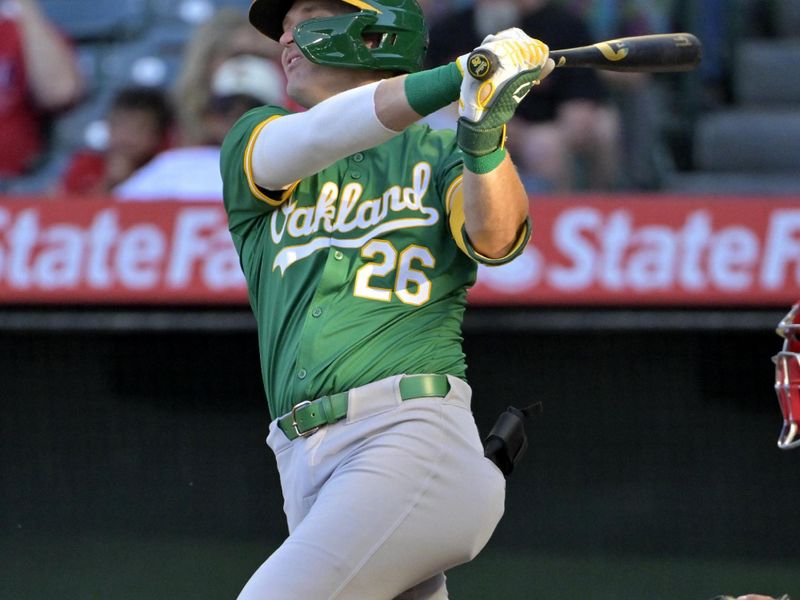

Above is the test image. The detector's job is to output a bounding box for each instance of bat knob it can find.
[467,49,498,80]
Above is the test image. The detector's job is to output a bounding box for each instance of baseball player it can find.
[773,300,799,450]
[220,0,553,598]
[708,307,800,600]
[711,594,792,599]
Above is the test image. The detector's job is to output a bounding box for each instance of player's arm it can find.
[249,65,465,190]
[249,54,465,191]
[456,31,553,258]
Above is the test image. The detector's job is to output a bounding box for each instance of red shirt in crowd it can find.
[0,17,43,177]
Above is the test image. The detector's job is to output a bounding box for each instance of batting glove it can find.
[456,29,549,159]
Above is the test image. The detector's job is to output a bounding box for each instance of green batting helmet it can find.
[249,0,428,73]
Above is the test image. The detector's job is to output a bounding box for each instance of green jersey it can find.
[221,105,530,419]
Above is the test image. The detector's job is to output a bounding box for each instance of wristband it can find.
[404,62,462,117]
[462,147,507,175]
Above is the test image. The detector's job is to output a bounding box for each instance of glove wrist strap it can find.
[457,119,506,155]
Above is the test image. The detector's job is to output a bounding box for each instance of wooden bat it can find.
[466,33,702,80]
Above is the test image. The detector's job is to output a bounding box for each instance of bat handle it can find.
[466,48,500,80]
[467,47,561,80]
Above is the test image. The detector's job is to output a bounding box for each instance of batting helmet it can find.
[774,302,800,450]
[248,0,428,73]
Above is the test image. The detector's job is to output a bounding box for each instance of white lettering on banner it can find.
[117,225,165,289]
[0,206,246,294]
[539,207,798,294]
[36,224,83,289]
[548,208,598,290]
[627,225,677,290]
[87,211,120,288]
[167,208,245,289]
[761,210,800,289]
[709,227,758,291]
[7,209,37,288]
[678,212,711,290]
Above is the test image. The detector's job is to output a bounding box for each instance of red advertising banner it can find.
[0,196,797,306]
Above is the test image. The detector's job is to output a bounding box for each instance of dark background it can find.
[2,307,798,599]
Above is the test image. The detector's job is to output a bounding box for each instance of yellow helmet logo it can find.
[342,0,383,13]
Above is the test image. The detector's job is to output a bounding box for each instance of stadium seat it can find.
[693,110,800,173]
[664,109,800,196]
[149,0,213,29]
[52,91,116,154]
[74,44,107,97]
[40,0,151,42]
[734,41,800,105]
[210,0,250,11]
[665,172,800,196]
[149,0,248,27]
[775,0,800,39]
[97,28,189,92]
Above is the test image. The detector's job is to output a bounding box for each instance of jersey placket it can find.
[293,245,351,399]
[294,156,363,399]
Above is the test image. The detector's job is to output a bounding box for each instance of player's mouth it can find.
[284,53,303,73]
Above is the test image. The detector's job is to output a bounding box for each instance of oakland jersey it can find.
[221,105,530,419]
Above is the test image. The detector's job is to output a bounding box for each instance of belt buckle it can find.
[291,400,320,438]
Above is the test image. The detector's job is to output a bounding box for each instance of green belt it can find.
[278,374,450,441]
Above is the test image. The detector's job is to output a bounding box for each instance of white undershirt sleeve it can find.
[251,81,400,190]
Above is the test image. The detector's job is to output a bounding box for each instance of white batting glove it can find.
[456,28,550,123]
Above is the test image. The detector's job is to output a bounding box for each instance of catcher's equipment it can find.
[249,0,428,73]
[709,596,792,600]
[774,302,800,450]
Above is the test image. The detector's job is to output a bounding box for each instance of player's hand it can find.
[456,28,552,124]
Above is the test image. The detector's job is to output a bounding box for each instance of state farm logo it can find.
[478,206,800,297]
[0,206,245,296]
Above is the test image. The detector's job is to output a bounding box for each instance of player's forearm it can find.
[14,0,84,110]
[462,155,529,259]
[375,62,463,131]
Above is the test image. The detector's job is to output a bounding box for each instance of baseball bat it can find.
[466,33,702,80]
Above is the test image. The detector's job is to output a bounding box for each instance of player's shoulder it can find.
[222,104,294,152]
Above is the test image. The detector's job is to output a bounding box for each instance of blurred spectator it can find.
[558,0,671,189]
[416,0,459,27]
[556,0,669,40]
[427,0,621,192]
[114,54,283,201]
[172,8,284,147]
[57,87,173,197]
[0,0,84,179]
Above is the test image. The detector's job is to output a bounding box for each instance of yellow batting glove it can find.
[456,28,549,123]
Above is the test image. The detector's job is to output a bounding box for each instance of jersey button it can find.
[297,369,307,380]
[311,307,323,318]
[351,171,361,179]
[334,250,344,260]
[353,152,364,163]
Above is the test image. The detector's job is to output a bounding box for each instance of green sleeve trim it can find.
[460,216,532,266]
[404,62,462,117]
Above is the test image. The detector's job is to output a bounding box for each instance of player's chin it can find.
[284,82,311,109]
